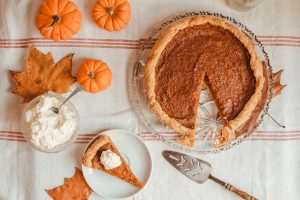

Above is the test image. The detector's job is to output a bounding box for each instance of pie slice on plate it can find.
[145,16,266,147]
[82,135,143,188]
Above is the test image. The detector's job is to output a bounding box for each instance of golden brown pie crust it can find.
[235,62,270,136]
[145,16,265,147]
[214,61,270,147]
[82,135,143,188]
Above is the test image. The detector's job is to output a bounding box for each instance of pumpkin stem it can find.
[106,7,115,16]
[88,72,95,78]
[49,15,61,27]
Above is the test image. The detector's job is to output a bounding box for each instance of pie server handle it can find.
[209,175,259,200]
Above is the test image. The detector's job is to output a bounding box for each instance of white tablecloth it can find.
[1,0,300,199]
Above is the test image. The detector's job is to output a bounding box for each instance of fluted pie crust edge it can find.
[145,16,265,147]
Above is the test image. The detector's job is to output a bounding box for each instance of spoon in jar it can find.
[50,86,82,114]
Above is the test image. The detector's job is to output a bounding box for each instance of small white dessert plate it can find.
[82,129,152,199]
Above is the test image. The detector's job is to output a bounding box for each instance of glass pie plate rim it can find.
[130,11,273,154]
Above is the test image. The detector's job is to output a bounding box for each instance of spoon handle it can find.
[57,86,82,110]
[209,175,258,200]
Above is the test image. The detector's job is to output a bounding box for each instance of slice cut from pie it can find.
[145,16,266,147]
[82,135,143,188]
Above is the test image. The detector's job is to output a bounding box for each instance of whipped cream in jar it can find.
[22,93,79,152]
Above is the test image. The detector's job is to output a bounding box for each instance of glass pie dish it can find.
[130,11,273,154]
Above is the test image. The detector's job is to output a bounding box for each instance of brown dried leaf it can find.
[272,69,286,97]
[46,168,93,200]
[9,45,76,103]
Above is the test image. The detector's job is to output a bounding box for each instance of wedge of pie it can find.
[145,16,266,147]
[82,135,143,188]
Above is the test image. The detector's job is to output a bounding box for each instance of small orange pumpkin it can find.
[92,0,131,32]
[77,59,112,93]
[36,0,82,41]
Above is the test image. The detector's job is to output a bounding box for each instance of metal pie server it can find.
[163,150,258,200]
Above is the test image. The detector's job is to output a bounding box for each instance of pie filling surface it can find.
[155,23,256,129]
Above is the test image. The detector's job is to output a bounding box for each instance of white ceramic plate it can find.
[82,129,152,199]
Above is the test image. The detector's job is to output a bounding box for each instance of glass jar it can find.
[21,92,80,153]
[226,0,264,11]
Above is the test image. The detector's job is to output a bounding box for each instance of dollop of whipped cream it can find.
[25,95,77,150]
[100,149,122,170]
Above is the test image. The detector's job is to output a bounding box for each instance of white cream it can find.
[100,149,122,170]
[25,95,77,150]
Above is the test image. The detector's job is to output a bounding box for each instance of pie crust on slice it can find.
[82,135,143,188]
[145,16,265,147]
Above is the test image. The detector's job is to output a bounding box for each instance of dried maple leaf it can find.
[9,45,76,103]
[272,69,286,97]
[46,167,93,200]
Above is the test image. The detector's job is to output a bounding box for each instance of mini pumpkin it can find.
[36,0,82,41]
[92,0,131,32]
[77,59,112,93]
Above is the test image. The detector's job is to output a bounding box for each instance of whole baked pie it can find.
[145,16,267,147]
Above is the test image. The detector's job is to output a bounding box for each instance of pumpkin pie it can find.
[82,135,143,188]
[145,16,266,147]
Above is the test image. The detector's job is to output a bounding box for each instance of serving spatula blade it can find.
[162,150,212,184]
[163,150,259,200]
